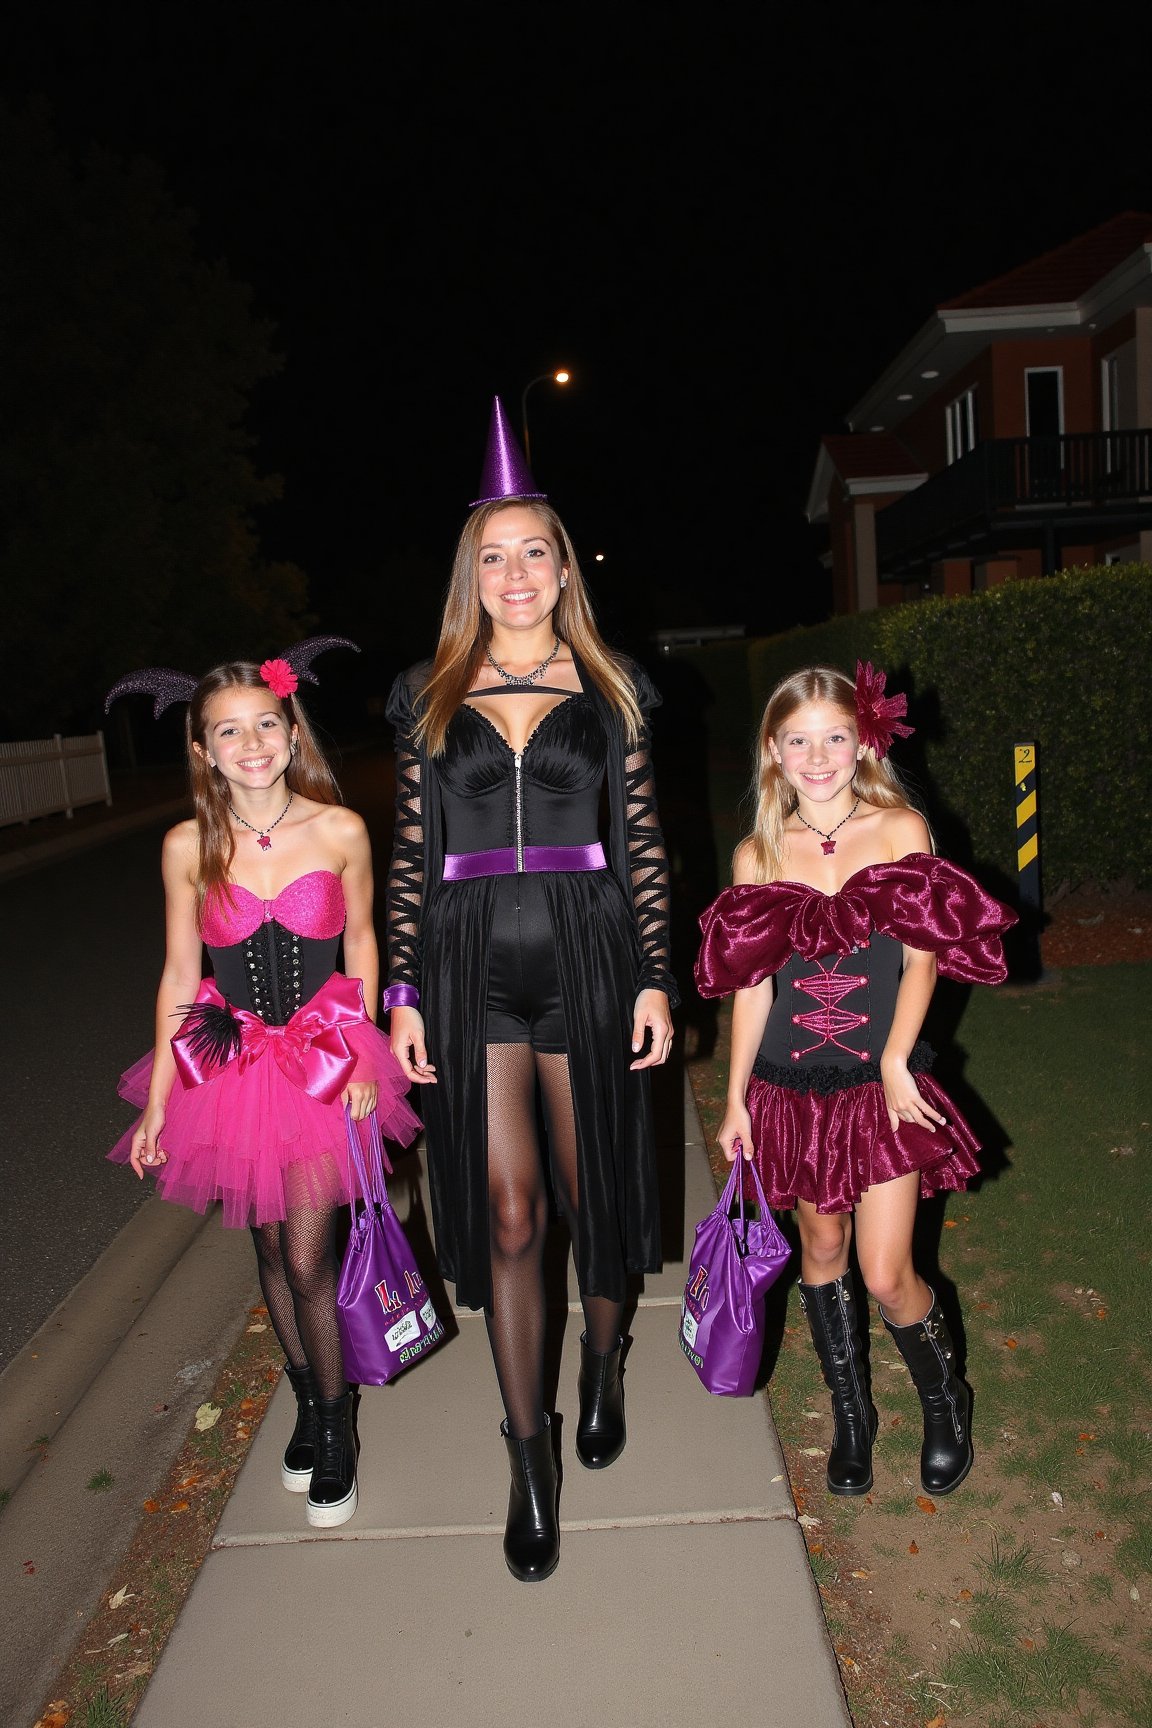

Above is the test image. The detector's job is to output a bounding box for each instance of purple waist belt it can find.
[443,843,607,882]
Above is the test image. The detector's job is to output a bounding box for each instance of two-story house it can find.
[806,213,1152,612]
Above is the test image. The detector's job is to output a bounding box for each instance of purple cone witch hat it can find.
[470,395,547,507]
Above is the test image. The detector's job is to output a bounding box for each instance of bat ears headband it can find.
[104,636,360,718]
[854,660,914,759]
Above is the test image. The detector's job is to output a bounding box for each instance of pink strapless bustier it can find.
[201,870,346,946]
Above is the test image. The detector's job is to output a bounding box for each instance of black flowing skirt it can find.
[420,868,661,1311]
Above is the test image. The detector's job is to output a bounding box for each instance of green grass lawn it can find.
[689,962,1152,1726]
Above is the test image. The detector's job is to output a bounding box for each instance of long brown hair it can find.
[744,665,924,883]
[414,497,642,756]
[186,662,339,919]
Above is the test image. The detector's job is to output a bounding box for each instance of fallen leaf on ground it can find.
[23,1560,36,1574]
[1003,1337,1019,1349]
[171,1500,190,1513]
[143,1499,160,1514]
[908,1541,920,1554]
[33,1709,70,1728]
[245,1323,267,1333]
[108,1585,133,1609]
[194,1403,221,1431]
[915,1495,937,1514]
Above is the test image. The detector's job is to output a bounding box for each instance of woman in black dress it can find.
[384,400,676,1580]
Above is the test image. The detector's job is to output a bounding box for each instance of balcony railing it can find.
[875,430,1152,573]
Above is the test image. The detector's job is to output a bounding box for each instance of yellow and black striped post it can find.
[1014,742,1041,912]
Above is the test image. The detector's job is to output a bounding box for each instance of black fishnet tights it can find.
[250,1204,346,1401]
[485,1044,623,1439]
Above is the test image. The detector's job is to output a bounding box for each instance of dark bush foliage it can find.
[673,566,1152,891]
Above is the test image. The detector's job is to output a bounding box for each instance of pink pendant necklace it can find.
[795,797,860,856]
[229,792,293,851]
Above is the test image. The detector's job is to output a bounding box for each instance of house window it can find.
[945,388,978,464]
[1025,368,1063,437]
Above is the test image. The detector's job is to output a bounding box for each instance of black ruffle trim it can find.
[752,1037,936,1096]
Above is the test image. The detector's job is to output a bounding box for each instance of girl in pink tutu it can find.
[695,663,1014,1500]
[107,642,420,1528]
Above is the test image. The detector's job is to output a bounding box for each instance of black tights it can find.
[485,1043,623,1439]
[250,1204,346,1401]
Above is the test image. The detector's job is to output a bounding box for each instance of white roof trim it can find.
[846,475,926,498]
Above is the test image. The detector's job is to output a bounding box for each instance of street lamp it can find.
[521,369,571,465]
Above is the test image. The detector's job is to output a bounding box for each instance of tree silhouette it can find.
[0,103,312,736]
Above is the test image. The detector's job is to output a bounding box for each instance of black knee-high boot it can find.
[306,1391,358,1528]
[882,1292,972,1496]
[281,1363,318,1493]
[799,1275,878,1496]
[501,1416,560,1581]
[575,1334,626,1469]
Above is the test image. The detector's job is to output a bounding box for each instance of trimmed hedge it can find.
[672,565,1152,891]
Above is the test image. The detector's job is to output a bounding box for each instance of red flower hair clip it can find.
[854,660,914,759]
[260,658,299,700]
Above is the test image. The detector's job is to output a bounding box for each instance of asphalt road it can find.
[0,821,170,1368]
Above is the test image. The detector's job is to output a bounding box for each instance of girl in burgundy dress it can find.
[695,663,1014,1499]
[107,644,420,1528]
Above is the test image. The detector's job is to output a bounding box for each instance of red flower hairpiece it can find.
[854,660,913,759]
[260,658,299,700]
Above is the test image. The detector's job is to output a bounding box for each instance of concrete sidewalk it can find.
[133,1082,851,1728]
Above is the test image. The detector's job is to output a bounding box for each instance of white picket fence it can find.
[0,732,112,826]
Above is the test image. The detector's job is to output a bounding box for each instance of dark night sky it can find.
[7,2,1151,652]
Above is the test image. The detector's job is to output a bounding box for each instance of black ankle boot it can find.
[882,1292,972,1496]
[576,1334,626,1469]
[799,1276,878,1496]
[501,1417,560,1581]
[281,1364,318,1493]
[306,1391,358,1528]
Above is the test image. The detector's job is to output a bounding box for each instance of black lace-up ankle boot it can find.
[281,1364,318,1493]
[501,1416,560,1581]
[799,1275,878,1496]
[575,1335,626,1469]
[882,1292,972,1495]
[306,1391,358,1528]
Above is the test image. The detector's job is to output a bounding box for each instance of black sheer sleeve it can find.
[384,671,425,993]
[624,667,680,1009]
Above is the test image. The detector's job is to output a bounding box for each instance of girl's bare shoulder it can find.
[732,837,759,885]
[873,804,931,859]
[160,819,199,885]
[312,802,368,845]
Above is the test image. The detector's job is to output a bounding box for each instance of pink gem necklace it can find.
[795,797,860,856]
[230,792,293,851]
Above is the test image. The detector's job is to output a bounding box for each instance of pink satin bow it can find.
[172,974,365,1105]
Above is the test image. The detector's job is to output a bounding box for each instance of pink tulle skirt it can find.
[746,1073,981,1215]
[109,1013,421,1229]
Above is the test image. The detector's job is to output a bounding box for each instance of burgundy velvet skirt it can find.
[745,1067,981,1215]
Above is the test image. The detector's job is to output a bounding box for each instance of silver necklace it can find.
[485,635,561,687]
[229,792,293,852]
[795,797,860,856]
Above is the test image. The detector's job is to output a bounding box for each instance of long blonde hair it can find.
[187,662,339,920]
[743,665,920,883]
[414,497,642,756]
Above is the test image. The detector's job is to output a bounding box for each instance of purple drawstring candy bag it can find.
[679,1150,792,1396]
